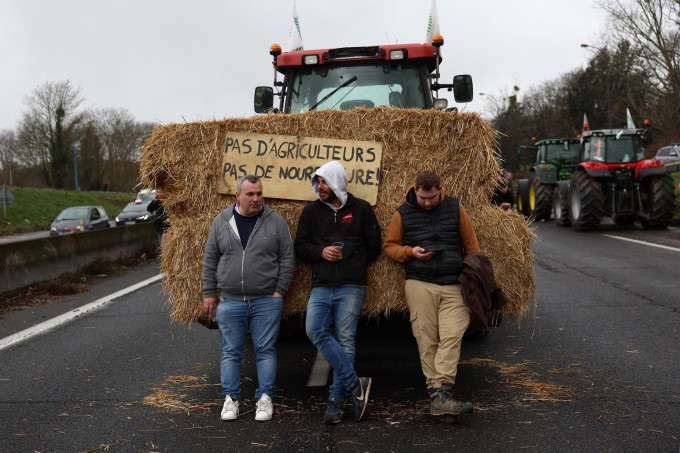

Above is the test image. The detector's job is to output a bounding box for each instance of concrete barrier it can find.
[0,223,159,293]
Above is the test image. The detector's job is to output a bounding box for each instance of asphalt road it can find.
[0,222,678,452]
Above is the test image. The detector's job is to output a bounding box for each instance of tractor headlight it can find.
[389,50,405,60]
[303,55,319,65]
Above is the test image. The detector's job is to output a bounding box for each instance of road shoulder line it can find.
[603,234,680,252]
[0,273,163,352]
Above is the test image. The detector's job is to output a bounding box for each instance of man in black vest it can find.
[384,171,480,418]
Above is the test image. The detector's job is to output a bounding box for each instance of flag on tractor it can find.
[626,108,636,129]
[289,0,304,51]
[425,0,441,41]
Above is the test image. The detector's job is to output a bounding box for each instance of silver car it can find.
[654,144,680,163]
[49,206,111,236]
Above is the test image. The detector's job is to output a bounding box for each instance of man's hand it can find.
[412,246,435,261]
[203,297,218,316]
[322,246,342,261]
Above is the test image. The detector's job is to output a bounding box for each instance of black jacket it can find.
[491,186,515,206]
[147,199,169,234]
[294,193,382,287]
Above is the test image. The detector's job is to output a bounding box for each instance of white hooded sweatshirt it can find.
[311,161,348,209]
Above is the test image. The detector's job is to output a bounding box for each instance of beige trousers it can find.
[404,279,471,389]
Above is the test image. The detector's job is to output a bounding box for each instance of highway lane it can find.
[0,222,678,452]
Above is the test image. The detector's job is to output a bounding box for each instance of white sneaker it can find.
[220,395,239,421]
[255,394,273,421]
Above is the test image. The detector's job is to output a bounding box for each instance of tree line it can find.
[482,0,679,173]
[0,80,154,192]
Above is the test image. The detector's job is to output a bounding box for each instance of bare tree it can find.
[95,108,153,191]
[523,76,579,140]
[598,0,680,131]
[75,121,104,191]
[0,129,17,184]
[16,80,84,187]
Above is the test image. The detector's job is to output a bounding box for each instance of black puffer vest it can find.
[397,189,463,285]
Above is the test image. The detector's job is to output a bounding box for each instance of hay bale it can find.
[140,107,535,324]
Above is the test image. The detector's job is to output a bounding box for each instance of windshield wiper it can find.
[309,76,357,111]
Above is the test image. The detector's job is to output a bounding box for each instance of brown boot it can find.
[429,384,473,416]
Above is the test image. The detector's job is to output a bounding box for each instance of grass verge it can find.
[0,187,135,235]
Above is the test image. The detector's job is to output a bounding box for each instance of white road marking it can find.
[603,234,680,252]
[306,350,331,387]
[0,274,163,352]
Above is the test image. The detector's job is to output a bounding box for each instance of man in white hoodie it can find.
[294,161,382,424]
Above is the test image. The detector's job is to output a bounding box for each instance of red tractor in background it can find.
[554,123,676,231]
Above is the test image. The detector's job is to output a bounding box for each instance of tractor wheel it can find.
[553,186,570,226]
[639,174,675,229]
[516,179,531,217]
[569,171,604,231]
[529,173,552,221]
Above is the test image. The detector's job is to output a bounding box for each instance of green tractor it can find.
[516,138,581,223]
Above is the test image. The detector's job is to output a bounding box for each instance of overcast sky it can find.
[0,0,610,131]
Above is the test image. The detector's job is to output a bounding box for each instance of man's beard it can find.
[321,190,337,203]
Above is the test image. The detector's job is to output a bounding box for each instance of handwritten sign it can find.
[219,132,383,205]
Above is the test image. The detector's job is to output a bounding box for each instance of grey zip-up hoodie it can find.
[202,202,295,301]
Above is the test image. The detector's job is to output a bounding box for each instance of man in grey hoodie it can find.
[203,175,295,422]
[294,161,382,424]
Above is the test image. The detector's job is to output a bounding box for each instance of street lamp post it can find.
[72,120,93,191]
[479,92,501,118]
[581,43,611,129]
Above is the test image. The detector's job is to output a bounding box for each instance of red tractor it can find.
[253,38,473,114]
[554,125,676,231]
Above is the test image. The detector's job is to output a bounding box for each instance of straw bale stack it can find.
[140,107,535,324]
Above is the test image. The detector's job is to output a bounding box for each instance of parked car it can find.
[115,201,155,226]
[654,143,680,163]
[49,206,111,236]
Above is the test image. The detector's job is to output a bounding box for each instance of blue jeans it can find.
[305,286,365,402]
[216,295,283,401]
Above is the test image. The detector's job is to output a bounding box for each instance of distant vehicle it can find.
[654,144,680,163]
[560,125,675,231]
[135,189,156,204]
[115,201,155,226]
[49,206,111,236]
[515,138,581,223]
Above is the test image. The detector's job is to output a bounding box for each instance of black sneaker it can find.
[323,398,343,424]
[349,377,372,421]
